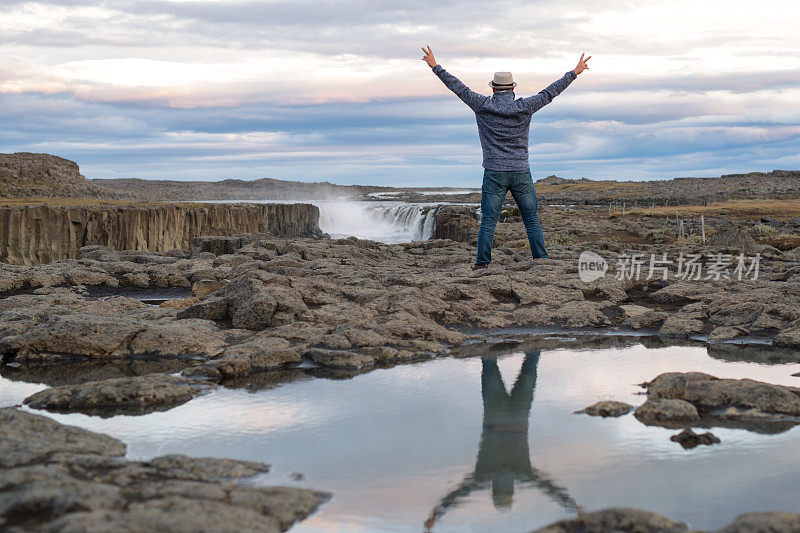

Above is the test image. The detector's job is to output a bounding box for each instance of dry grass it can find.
[0,197,236,208]
[536,180,649,194]
[614,199,800,220]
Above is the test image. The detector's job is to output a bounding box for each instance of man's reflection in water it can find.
[424,351,578,530]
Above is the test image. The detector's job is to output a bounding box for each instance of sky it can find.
[2,0,800,186]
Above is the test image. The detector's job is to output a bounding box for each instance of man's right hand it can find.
[421,45,437,68]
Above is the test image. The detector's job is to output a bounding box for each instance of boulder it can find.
[644,372,718,400]
[635,398,700,425]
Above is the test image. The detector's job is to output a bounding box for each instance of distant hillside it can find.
[2,152,799,206]
[92,177,376,201]
[0,153,101,199]
[534,171,800,205]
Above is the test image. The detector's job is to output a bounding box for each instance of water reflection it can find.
[425,351,578,530]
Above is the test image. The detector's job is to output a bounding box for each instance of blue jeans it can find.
[476,169,547,265]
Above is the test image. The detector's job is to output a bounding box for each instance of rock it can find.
[658,315,705,338]
[23,374,213,416]
[431,206,478,243]
[717,512,800,533]
[639,372,800,431]
[576,401,634,417]
[147,455,269,481]
[683,378,800,416]
[533,508,800,533]
[192,279,225,298]
[126,319,227,357]
[708,326,748,343]
[178,271,307,330]
[0,408,125,468]
[0,314,226,361]
[532,507,689,532]
[303,348,378,370]
[644,372,718,400]
[158,297,201,310]
[0,408,329,532]
[774,324,800,349]
[669,428,720,449]
[0,315,147,360]
[183,338,301,380]
[620,304,666,329]
[635,398,700,425]
[708,224,761,254]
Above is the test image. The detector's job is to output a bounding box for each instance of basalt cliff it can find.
[0,202,321,265]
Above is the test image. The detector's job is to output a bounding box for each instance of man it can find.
[421,46,590,269]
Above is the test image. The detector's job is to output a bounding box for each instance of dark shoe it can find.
[472,264,488,271]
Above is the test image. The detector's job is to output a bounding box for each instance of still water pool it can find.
[3,342,800,532]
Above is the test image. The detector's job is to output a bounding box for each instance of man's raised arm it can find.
[422,45,486,112]
[524,53,591,114]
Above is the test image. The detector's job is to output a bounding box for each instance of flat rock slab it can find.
[0,408,329,532]
[23,374,214,417]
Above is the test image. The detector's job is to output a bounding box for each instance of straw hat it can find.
[489,72,517,89]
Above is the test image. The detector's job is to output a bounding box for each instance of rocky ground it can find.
[0,408,328,532]
[1,209,799,412]
[2,207,800,530]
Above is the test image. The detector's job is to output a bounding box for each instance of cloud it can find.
[1,0,799,184]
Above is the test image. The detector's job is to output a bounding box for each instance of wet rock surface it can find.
[0,408,329,532]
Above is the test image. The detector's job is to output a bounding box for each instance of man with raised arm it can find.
[421,46,590,270]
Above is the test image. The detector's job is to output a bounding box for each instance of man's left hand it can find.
[574,53,591,75]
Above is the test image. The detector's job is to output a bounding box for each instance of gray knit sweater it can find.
[432,65,576,171]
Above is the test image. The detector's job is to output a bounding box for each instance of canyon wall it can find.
[0,202,320,265]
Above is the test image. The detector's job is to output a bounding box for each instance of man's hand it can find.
[421,45,437,68]
[574,53,591,76]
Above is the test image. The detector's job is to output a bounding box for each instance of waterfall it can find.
[317,201,437,243]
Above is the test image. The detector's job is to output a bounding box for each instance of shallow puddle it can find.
[3,343,800,532]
